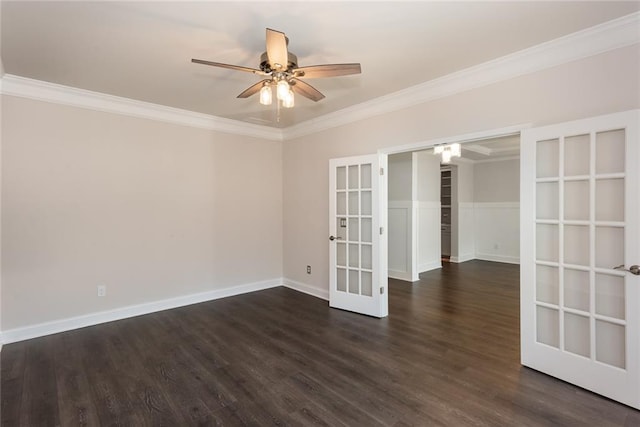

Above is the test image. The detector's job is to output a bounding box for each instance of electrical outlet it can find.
[97,285,106,297]
[306,265,311,274]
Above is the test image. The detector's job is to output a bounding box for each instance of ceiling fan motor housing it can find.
[260,51,298,73]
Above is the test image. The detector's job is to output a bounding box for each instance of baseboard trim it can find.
[418,261,442,273]
[475,253,520,265]
[0,278,282,345]
[450,254,475,263]
[282,278,329,301]
[388,270,417,282]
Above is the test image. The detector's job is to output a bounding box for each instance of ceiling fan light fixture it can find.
[276,79,290,101]
[434,143,462,164]
[441,150,452,164]
[259,84,272,105]
[282,89,295,108]
[192,28,362,110]
[450,143,461,157]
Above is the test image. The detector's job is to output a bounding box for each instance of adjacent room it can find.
[2,1,640,425]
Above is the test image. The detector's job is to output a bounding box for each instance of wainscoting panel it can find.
[388,201,415,281]
[452,202,476,263]
[417,201,442,273]
[474,202,520,264]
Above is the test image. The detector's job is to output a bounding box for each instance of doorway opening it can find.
[384,128,523,283]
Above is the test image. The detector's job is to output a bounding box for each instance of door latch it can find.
[613,265,640,276]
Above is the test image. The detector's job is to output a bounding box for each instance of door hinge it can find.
[380,167,384,176]
[380,287,385,294]
[380,227,384,235]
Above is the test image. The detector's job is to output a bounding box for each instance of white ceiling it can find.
[2,1,639,128]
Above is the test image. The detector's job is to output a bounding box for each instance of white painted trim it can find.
[474,202,520,209]
[472,156,520,164]
[388,200,418,281]
[417,201,441,209]
[1,13,637,143]
[0,278,282,344]
[0,75,283,142]
[475,253,520,265]
[388,201,413,209]
[283,278,329,301]
[450,254,475,263]
[284,13,640,140]
[388,270,415,282]
[381,124,529,155]
[418,261,442,273]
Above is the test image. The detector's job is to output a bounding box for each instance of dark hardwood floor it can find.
[2,260,639,426]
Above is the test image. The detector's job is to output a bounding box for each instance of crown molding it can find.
[0,75,283,141]
[282,12,640,141]
[1,12,637,142]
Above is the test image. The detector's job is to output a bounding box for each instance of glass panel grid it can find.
[537,139,559,178]
[564,268,589,311]
[596,320,625,369]
[595,129,625,175]
[348,165,359,189]
[537,305,560,348]
[595,273,625,320]
[335,162,375,299]
[564,134,590,176]
[536,264,559,305]
[534,128,628,375]
[595,179,624,222]
[564,312,590,358]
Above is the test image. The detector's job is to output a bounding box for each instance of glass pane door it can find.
[329,154,387,318]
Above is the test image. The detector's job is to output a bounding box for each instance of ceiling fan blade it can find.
[293,63,361,79]
[290,78,325,102]
[237,79,270,98]
[191,58,264,75]
[266,28,288,71]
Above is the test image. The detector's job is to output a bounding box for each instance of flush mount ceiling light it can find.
[433,143,461,164]
[192,28,361,109]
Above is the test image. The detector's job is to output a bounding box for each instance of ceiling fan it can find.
[192,28,361,108]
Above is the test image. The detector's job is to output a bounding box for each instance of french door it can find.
[329,154,388,318]
[521,110,640,408]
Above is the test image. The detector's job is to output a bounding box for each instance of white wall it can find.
[473,159,520,264]
[1,96,283,331]
[474,158,519,202]
[450,162,475,263]
[282,45,640,294]
[388,152,412,201]
[414,150,441,273]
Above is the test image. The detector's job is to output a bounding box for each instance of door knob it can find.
[329,235,343,241]
[613,264,640,275]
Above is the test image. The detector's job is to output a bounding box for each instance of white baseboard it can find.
[450,254,475,263]
[418,261,442,273]
[282,278,329,301]
[388,270,417,282]
[0,278,282,345]
[475,253,520,265]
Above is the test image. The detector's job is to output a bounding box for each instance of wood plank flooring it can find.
[2,260,639,426]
